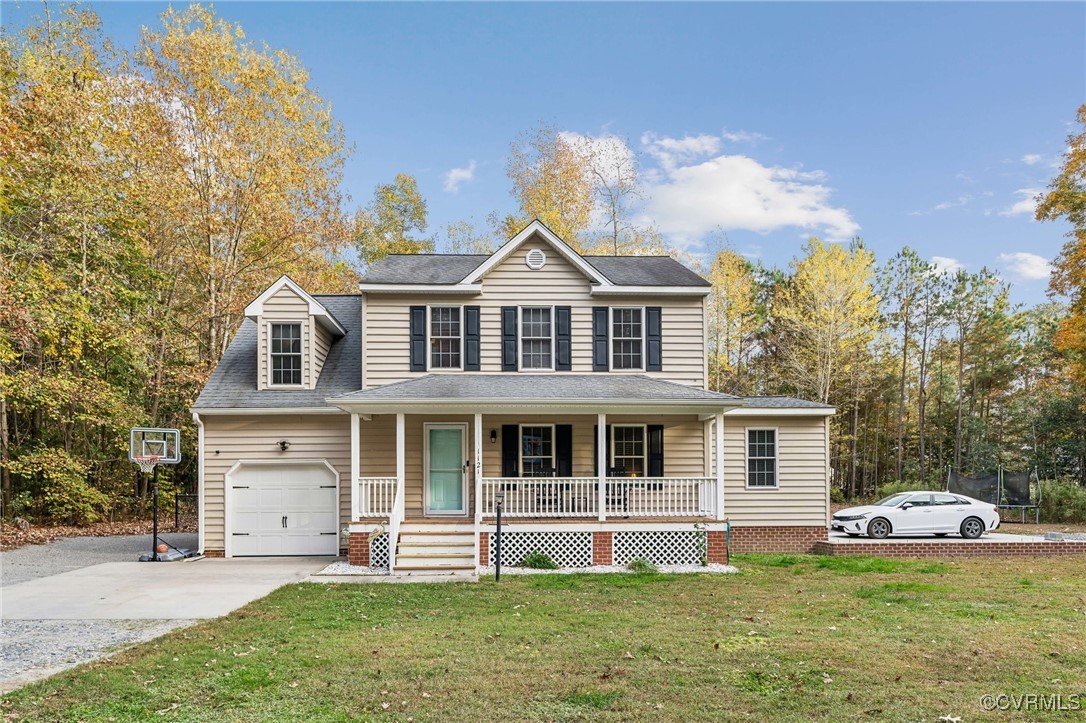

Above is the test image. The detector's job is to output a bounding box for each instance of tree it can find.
[1036,103,1086,385]
[355,173,435,265]
[135,4,350,362]
[442,219,495,255]
[705,248,760,394]
[914,267,949,480]
[506,125,594,250]
[565,133,640,254]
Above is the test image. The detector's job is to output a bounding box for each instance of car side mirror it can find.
[901,502,913,510]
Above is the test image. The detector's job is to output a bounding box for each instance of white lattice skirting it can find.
[613,530,706,566]
[369,532,390,570]
[488,531,593,567]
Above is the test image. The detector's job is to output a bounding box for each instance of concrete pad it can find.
[0,557,327,620]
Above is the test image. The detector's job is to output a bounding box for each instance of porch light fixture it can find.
[277,440,291,452]
[490,429,497,444]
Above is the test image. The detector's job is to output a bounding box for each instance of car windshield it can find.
[874,493,910,507]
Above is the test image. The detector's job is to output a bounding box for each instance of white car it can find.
[832,491,1000,539]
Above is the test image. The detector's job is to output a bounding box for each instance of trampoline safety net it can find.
[1002,471,1033,506]
[947,471,1000,504]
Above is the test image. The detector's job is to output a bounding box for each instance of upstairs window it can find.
[747,429,777,487]
[520,307,553,370]
[611,307,644,370]
[270,323,303,386]
[429,306,462,369]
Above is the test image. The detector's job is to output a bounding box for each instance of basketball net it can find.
[134,455,160,475]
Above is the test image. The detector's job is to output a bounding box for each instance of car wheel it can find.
[960,517,984,540]
[867,518,891,539]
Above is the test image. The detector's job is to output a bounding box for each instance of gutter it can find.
[191,411,205,555]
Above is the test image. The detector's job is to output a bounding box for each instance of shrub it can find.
[1039,480,1086,524]
[829,486,845,504]
[8,448,109,525]
[626,557,657,574]
[520,550,559,569]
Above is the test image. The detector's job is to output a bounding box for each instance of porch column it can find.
[715,411,725,521]
[350,412,360,520]
[597,413,607,521]
[474,413,483,523]
[396,413,405,502]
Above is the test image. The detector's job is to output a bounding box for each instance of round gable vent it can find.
[525,248,547,270]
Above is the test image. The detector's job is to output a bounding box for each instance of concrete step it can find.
[399,532,474,545]
[396,554,475,567]
[394,564,476,573]
[400,521,473,532]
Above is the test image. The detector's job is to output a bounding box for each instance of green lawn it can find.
[5,555,1086,721]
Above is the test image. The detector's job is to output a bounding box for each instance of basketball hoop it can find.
[134,455,160,475]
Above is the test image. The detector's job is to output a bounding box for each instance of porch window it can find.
[520,425,554,477]
[270,323,302,386]
[611,425,646,477]
[611,308,644,370]
[747,428,777,487]
[520,307,553,370]
[429,306,462,369]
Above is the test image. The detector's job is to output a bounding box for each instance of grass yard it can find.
[4,555,1086,721]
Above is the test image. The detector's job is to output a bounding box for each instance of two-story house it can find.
[191,221,834,573]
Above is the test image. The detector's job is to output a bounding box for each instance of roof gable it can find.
[244,275,347,336]
[461,221,613,287]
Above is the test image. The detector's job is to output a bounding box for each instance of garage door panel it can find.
[228,462,339,557]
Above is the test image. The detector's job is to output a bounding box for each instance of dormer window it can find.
[429,306,462,370]
[270,323,303,386]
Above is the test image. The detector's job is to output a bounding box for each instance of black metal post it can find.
[174,490,180,531]
[495,498,502,582]
[152,466,160,562]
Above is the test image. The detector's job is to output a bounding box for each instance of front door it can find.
[425,423,467,515]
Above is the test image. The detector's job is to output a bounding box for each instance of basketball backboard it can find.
[129,428,181,465]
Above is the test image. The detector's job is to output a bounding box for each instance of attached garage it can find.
[226,460,339,556]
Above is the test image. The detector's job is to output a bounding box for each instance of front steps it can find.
[393,521,475,575]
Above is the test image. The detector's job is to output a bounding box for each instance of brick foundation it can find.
[479,532,489,567]
[814,540,1086,558]
[592,531,613,565]
[203,549,224,558]
[707,531,729,564]
[728,526,827,554]
[348,531,370,567]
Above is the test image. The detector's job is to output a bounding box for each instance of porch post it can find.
[715,411,725,521]
[350,412,360,520]
[597,413,607,521]
[474,412,483,570]
[396,413,405,503]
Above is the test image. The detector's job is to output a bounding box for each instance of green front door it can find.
[426,425,465,514]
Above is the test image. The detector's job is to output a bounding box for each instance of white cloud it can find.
[721,129,769,145]
[1021,154,1043,165]
[931,256,965,275]
[998,188,1042,217]
[442,160,476,193]
[998,251,1053,281]
[909,195,972,216]
[639,133,858,243]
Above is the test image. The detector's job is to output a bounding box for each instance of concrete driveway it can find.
[0,540,329,692]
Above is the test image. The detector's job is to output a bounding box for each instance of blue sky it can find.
[4,1,1083,305]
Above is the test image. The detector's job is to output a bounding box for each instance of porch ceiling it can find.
[328,374,743,415]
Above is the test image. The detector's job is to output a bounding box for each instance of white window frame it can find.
[610,424,647,477]
[609,306,646,372]
[517,305,555,372]
[745,427,779,489]
[267,321,304,389]
[426,304,464,372]
[518,423,556,477]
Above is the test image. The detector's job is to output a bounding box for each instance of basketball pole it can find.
[152,464,160,562]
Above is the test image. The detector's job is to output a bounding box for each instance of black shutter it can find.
[648,425,664,477]
[646,307,662,372]
[502,424,519,477]
[592,307,609,371]
[556,425,573,476]
[464,306,481,371]
[555,306,572,371]
[501,306,518,371]
[592,425,612,475]
[409,306,426,371]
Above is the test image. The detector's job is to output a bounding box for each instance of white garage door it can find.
[229,462,339,556]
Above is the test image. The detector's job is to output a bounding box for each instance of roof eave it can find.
[590,285,711,297]
[358,283,483,294]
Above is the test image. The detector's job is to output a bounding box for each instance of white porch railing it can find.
[480,477,715,519]
[357,477,397,518]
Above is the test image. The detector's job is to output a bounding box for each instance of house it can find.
[191,221,835,572]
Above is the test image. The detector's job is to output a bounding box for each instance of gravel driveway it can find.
[1,532,198,586]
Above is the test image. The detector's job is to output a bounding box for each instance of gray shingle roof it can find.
[192,295,362,410]
[330,374,739,404]
[360,253,709,287]
[583,256,710,287]
[739,396,835,409]
[362,255,489,284]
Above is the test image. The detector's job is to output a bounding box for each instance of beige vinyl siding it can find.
[202,414,351,551]
[721,415,829,527]
[258,286,313,390]
[362,238,706,388]
[312,321,333,379]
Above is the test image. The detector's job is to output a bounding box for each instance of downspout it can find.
[192,412,206,555]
